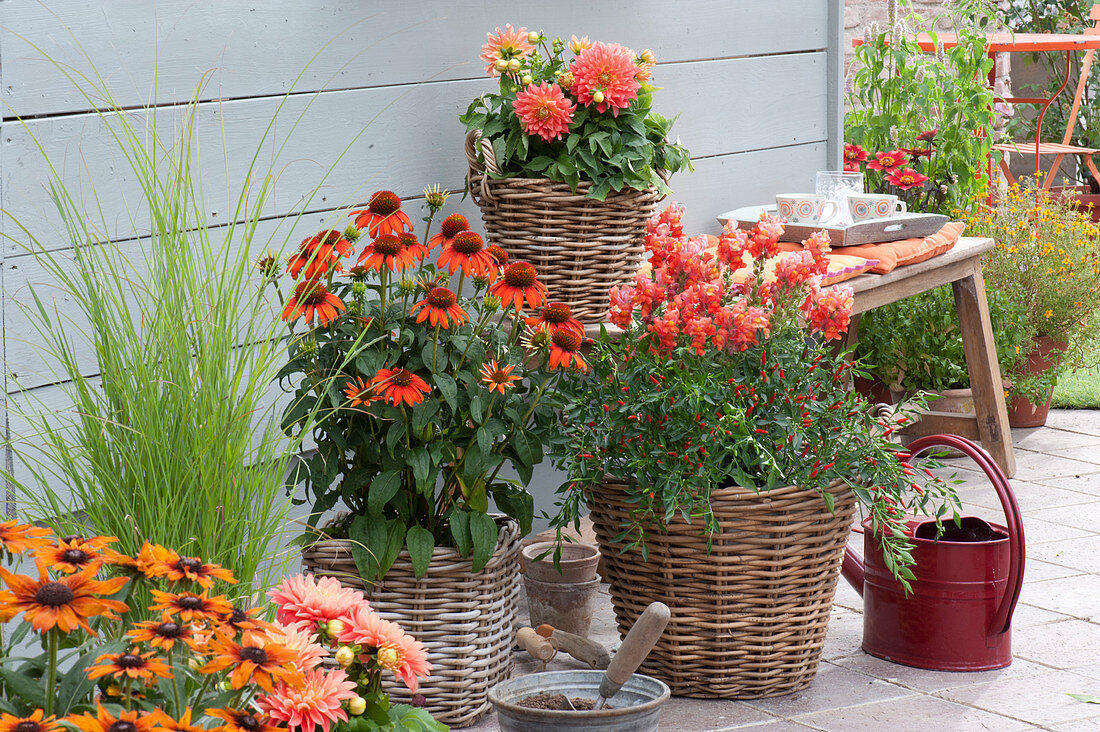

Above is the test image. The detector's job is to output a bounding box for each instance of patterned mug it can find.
[847,193,907,222]
[775,194,839,225]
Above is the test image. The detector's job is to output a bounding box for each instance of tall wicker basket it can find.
[301,518,521,728]
[589,477,857,699]
[465,130,662,322]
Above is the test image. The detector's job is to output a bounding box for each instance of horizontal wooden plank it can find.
[2,0,829,118]
[2,52,826,257]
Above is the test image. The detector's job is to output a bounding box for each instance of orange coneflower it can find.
[436,231,497,278]
[202,634,302,692]
[525,301,584,336]
[0,710,63,732]
[549,328,588,373]
[215,604,277,645]
[351,191,413,239]
[487,244,509,267]
[489,261,548,311]
[205,709,281,732]
[287,230,353,280]
[0,520,52,556]
[371,368,431,407]
[33,534,117,575]
[86,646,173,684]
[428,213,470,249]
[66,706,157,732]
[411,287,469,329]
[149,589,233,624]
[343,376,380,408]
[283,280,345,326]
[145,709,204,732]
[127,613,201,652]
[479,359,521,394]
[0,560,127,635]
[357,232,427,274]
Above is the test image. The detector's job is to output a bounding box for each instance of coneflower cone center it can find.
[15,722,41,732]
[440,214,469,238]
[487,245,508,264]
[390,370,414,387]
[61,548,90,564]
[293,282,330,305]
[427,288,456,308]
[117,653,146,669]
[552,329,582,351]
[504,262,537,287]
[543,302,572,323]
[108,722,137,732]
[177,595,204,610]
[156,621,183,637]
[398,232,420,248]
[368,191,401,216]
[177,557,202,573]
[229,607,248,624]
[372,235,402,257]
[34,582,74,607]
[239,646,269,664]
[452,231,484,254]
[236,715,261,732]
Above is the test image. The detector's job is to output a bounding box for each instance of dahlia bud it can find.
[527,31,540,43]
[552,38,565,54]
[377,645,401,670]
[495,59,509,72]
[557,71,574,89]
[326,619,345,636]
[483,295,501,312]
[472,274,490,290]
[343,224,361,243]
[507,58,521,73]
[521,74,533,85]
[335,645,356,667]
[592,89,605,104]
[348,697,367,716]
[640,48,656,64]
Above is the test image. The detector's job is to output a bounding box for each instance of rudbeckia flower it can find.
[148,589,233,624]
[0,520,52,556]
[127,614,202,652]
[203,634,303,692]
[66,705,157,732]
[0,710,62,732]
[351,191,412,239]
[86,647,173,684]
[0,559,128,635]
[204,709,281,732]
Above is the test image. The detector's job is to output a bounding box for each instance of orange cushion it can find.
[842,221,966,274]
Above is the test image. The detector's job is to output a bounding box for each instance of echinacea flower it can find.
[428,213,470,249]
[343,377,380,409]
[411,287,469,329]
[480,24,535,77]
[66,705,157,732]
[843,143,868,172]
[146,709,204,732]
[0,560,128,635]
[569,42,641,116]
[548,329,588,373]
[884,167,929,190]
[204,709,281,732]
[287,231,353,280]
[488,261,548,311]
[525,301,584,336]
[128,614,201,652]
[148,589,233,624]
[479,359,521,393]
[867,149,909,172]
[283,281,345,326]
[203,634,303,692]
[513,82,575,142]
[351,191,413,239]
[257,668,357,732]
[371,368,432,407]
[0,520,52,556]
[269,573,367,627]
[0,710,62,732]
[86,647,173,684]
[487,244,509,267]
[357,232,426,274]
[436,231,497,277]
[33,534,117,575]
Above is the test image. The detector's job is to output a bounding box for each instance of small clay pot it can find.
[521,541,600,583]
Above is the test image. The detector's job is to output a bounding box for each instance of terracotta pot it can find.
[1006,336,1067,428]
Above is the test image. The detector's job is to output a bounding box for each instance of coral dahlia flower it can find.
[337,605,432,693]
[548,329,588,373]
[258,668,357,732]
[287,230,353,280]
[269,573,366,627]
[0,559,127,635]
[0,519,51,556]
[479,359,521,393]
[884,167,930,190]
[357,232,426,274]
[203,634,303,692]
[344,377,380,409]
[268,620,328,673]
[377,633,433,694]
[411,287,469,329]
[204,709,280,732]
[866,149,909,172]
[351,191,412,238]
[86,647,173,684]
[428,213,470,249]
[570,42,641,116]
[371,368,432,407]
[0,710,62,732]
[337,604,405,650]
[513,82,575,142]
[489,261,548,311]
[525,301,584,336]
[480,24,535,77]
[283,281,345,326]
[66,705,157,732]
[436,231,497,278]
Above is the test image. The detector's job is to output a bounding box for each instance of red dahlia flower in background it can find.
[867,149,909,171]
[411,287,469,329]
[480,23,535,77]
[843,143,869,171]
[489,261,548,310]
[513,81,576,141]
[282,281,345,326]
[371,368,432,407]
[351,190,412,238]
[916,128,938,142]
[884,167,930,190]
[569,42,641,116]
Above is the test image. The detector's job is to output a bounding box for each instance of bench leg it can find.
[952,265,1017,477]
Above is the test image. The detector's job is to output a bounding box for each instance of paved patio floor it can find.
[468,409,1100,731]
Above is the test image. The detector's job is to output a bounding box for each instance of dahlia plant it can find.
[460,25,691,199]
[270,189,587,581]
[552,203,960,584]
[0,523,441,731]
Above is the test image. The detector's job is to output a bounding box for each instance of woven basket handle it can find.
[465,129,500,205]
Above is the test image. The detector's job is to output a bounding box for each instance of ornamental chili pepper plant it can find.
[0,524,442,731]
[552,203,961,586]
[269,188,589,581]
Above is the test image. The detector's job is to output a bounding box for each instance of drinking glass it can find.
[815,170,865,226]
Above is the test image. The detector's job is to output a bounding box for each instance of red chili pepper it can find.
[649,375,661,386]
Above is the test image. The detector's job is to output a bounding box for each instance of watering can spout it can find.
[841,545,865,597]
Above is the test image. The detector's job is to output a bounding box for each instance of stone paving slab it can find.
[464,412,1100,730]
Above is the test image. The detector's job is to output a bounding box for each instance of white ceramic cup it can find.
[775,194,839,225]
[847,193,907,221]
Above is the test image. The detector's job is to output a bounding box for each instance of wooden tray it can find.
[716,205,949,247]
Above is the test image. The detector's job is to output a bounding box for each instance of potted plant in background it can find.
[461,25,691,321]
[967,180,1100,426]
[274,187,588,726]
[552,205,958,699]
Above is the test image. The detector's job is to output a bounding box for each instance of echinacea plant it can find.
[0,522,442,731]
[270,189,588,581]
[552,203,960,585]
[460,25,690,199]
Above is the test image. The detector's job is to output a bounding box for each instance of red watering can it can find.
[841,434,1025,671]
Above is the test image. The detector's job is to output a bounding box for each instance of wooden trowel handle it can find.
[516,626,556,662]
[537,624,612,669]
[599,601,670,700]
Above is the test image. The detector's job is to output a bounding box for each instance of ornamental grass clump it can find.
[0,523,442,731]
[461,25,691,199]
[553,204,959,583]
[272,189,588,581]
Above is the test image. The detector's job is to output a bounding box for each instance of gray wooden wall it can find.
[1,1,843,527]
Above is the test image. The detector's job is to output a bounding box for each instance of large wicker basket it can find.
[589,477,857,699]
[301,517,521,727]
[465,130,662,322]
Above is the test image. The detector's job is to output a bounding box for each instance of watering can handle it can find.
[905,434,1025,635]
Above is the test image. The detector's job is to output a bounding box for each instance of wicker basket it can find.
[465,130,662,322]
[589,477,857,699]
[301,517,521,727]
